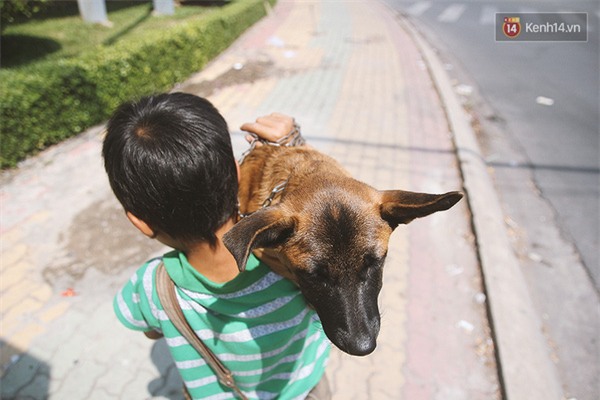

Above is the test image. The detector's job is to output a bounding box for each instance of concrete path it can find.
[1,1,512,398]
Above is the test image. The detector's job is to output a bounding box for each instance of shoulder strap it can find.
[155,262,248,400]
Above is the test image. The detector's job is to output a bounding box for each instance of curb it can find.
[392,10,564,400]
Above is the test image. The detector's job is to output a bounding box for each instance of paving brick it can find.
[120,365,163,400]
[1,297,43,336]
[94,345,143,397]
[0,350,50,398]
[0,278,33,314]
[52,360,107,400]
[37,301,70,324]
[0,243,27,270]
[0,261,28,293]
[49,333,92,382]
[7,322,46,353]
[30,282,53,304]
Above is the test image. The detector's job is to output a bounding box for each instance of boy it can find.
[103,92,330,399]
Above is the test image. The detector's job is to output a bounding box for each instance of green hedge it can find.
[0,0,275,168]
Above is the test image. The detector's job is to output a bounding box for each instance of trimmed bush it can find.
[1,0,275,168]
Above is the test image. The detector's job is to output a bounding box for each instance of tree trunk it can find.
[153,0,175,16]
[76,0,110,25]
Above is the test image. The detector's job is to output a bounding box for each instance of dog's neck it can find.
[238,146,350,215]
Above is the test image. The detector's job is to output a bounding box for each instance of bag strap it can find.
[155,262,248,400]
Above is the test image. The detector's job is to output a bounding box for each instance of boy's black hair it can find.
[103,92,238,246]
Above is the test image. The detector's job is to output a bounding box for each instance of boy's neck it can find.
[184,218,241,284]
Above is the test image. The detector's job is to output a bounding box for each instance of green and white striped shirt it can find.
[114,250,330,399]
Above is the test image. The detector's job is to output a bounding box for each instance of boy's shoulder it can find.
[126,254,164,287]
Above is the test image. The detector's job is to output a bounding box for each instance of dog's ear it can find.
[223,208,296,272]
[380,190,463,228]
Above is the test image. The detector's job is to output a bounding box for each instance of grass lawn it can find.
[1,2,224,70]
[1,0,272,168]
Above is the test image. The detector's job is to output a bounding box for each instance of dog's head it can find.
[223,180,462,356]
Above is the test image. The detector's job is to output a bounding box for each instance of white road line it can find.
[437,3,467,23]
[480,5,498,25]
[407,1,432,17]
[518,7,537,15]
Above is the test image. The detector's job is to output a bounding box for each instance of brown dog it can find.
[223,145,462,356]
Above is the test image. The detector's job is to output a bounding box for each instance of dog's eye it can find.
[363,253,385,268]
[305,263,330,281]
[359,253,385,281]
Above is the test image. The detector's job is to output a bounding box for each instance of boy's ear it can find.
[223,207,296,272]
[126,211,157,238]
[379,190,463,228]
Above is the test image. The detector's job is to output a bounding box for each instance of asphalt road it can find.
[383,1,600,398]
[385,0,599,288]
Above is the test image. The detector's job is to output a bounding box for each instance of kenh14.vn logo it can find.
[503,17,521,38]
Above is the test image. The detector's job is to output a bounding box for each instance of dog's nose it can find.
[333,324,378,356]
[342,334,377,356]
[329,312,381,356]
[348,338,377,356]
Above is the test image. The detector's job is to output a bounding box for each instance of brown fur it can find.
[224,145,462,355]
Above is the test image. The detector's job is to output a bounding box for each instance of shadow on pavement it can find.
[0,340,50,400]
[149,338,185,400]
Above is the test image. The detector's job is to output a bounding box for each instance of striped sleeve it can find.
[113,259,162,332]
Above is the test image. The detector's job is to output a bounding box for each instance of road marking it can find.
[518,7,537,15]
[437,4,466,23]
[480,5,498,25]
[407,3,594,35]
[407,1,432,17]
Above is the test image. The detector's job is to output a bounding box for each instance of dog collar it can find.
[238,123,304,165]
[238,178,289,219]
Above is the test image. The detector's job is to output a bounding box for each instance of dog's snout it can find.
[343,334,377,356]
[332,316,380,356]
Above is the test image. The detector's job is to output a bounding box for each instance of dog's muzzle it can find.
[332,317,380,356]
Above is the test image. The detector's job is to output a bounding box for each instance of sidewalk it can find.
[1,1,499,399]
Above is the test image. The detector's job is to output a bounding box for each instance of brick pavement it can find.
[1,1,499,398]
